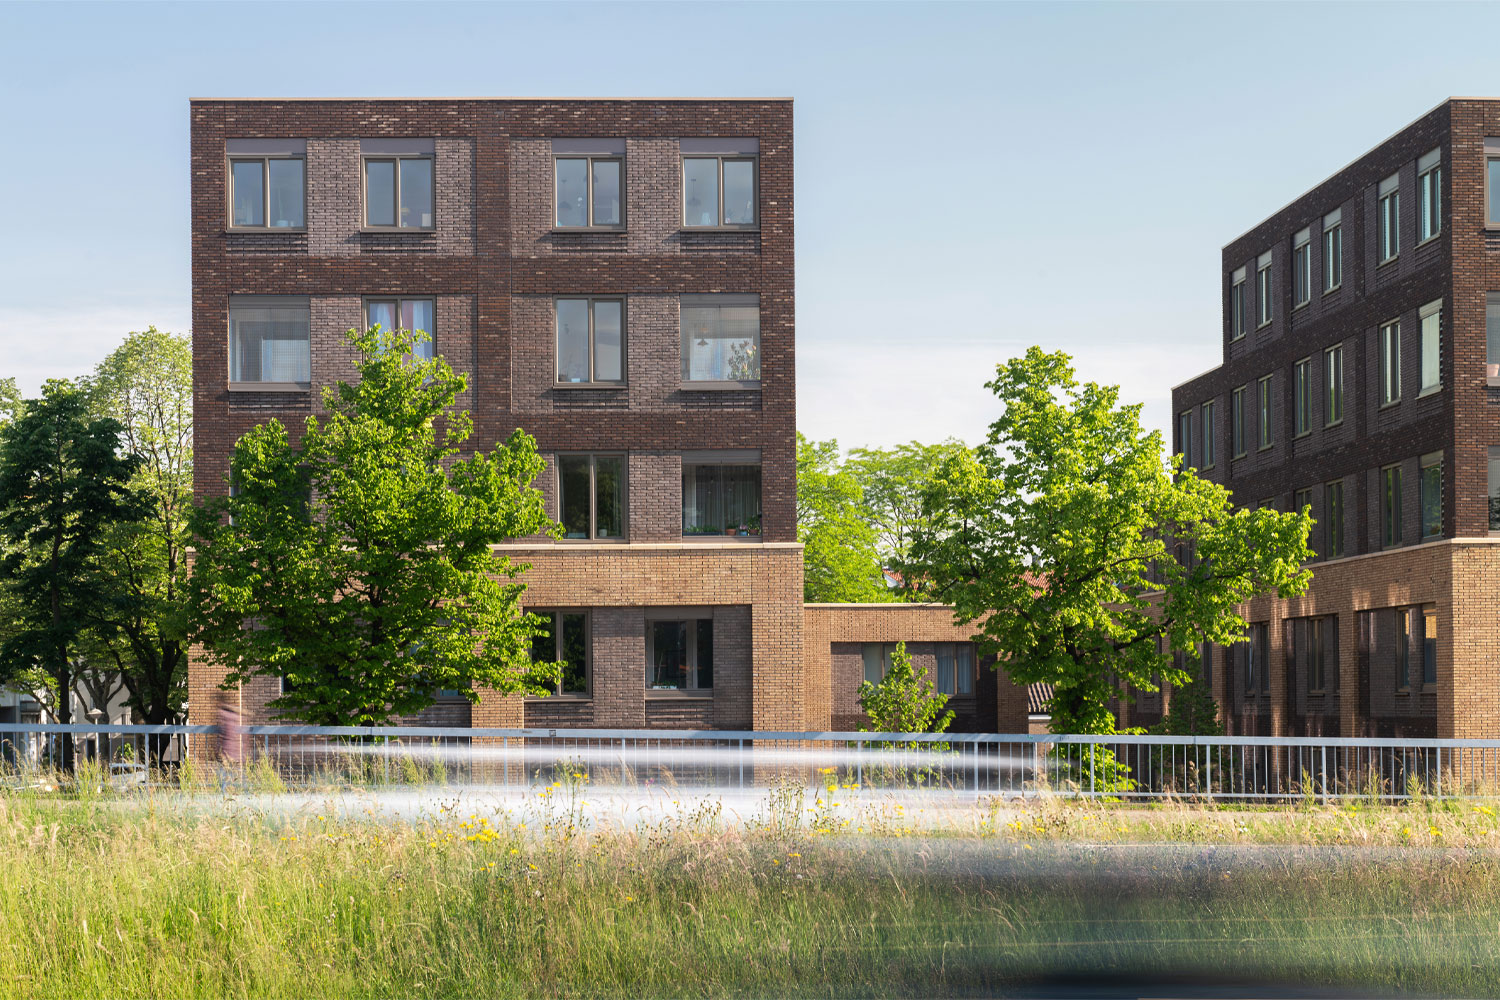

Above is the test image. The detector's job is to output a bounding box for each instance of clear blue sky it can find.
[2,0,1497,449]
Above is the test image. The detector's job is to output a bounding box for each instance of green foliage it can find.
[83,328,194,723]
[0,381,147,745]
[907,347,1313,735]
[796,433,889,603]
[856,641,954,736]
[0,378,20,428]
[1151,668,1224,737]
[846,439,969,597]
[187,325,560,726]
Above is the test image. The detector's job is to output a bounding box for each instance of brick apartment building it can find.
[1172,97,1500,740]
[187,97,1030,736]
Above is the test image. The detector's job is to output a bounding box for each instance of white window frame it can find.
[1324,343,1344,426]
[1255,253,1273,328]
[1419,299,1442,394]
[1322,210,1342,292]
[1292,228,1311,307]
[1378,173,1399,263]
[1229,267,1246,339]
[1418,148,1442,243]
[1380,320,1402,405]
[1257,374,1274,449]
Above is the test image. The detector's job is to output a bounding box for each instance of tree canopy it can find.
[187,326,559,726]
[796,433,889,603]
[906,347,1312,735]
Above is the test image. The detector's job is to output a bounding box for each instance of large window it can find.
[1200,400,1216,469]
[363,153,434,229]
[229,296,310,384]
[1382,464,1402,549]
[1229,267,1246,339]
[1255,253,1273,327]
[1323,480,1344,558]
[1322,210,1342,291]
[1324,344,1343,425]
[648,614,713,691]
[1256,375,1273,449]
[1379,321,1401,405]
[1231,386,1246,458]
[228,143,305,229]
[1488,293,1500,379]
[1293,358,1311,437]
[1378,173,1399,262]
[556,298,624,384]
[1420,300,1441,393]
[682,150,757,228]
[1396,606,1434,690]
[558,454,625,540]
[529,611,589,696]
[365,298,435,361]
[1292,228,1311,307]
[1418,148,1442,242]
[681,295,760,383]
[555,155,623,229]
[1420,452,1443,540]
[683,455,761,536]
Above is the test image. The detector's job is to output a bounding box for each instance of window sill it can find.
[360,226,436,234]
[523,694,591,703]
[225,227,307,235]
[558,537,629,544]
[646,690,713,699]
[1487,375,1500,388]
[1293,431,1311,440]
[553,382,627,390]
[1323,284,1342,296]
[680,381,761,391]
[679,226,759,234]
[1378,399,1401,410]
[1256,444,1274,453]
[1378,255,1398,267]
[1232,452,1248,461]
[1255,321,1272,331]
[228,382,310,392]
[1292,300,1310,311]
[550,227,626,234]
[1324,419,1344,429]
[1416,234,1441,249]
[1200,464,1216,472]
[681,533,763,542]
[1417,385,1443,399]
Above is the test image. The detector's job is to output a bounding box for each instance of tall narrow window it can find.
[1324,480,1344,558]
[1229,267,1246,339]
[556,298,624,384]
[1379,321,1401,404]
[1324,344,1343,425]
[1293,228,1311,306]
[228,143,305,230]
[1382,465,1403,549]
[1256,252,1273,327]
[1177,411,1191,464]
[363,152,434,229]
[648,615,713,690]
[1257,375,1273,448]
[1250,623,1269,694]
[1378,173,1399,262]
[1397,607,1413,689]
[365,298,435,361]
[1421,605,1437,687]
[1307,617,1328,693]
[1322,210,1342,292]
[1420,300,1441,393]
[682,455,761,536]
[862,643,894,685]
[683,152,757,228]
[681,295,760,383]
[1201,400,1216,469]
[554,154,623,228]
[1488,293,1500,380]
[1293,358,1311,436]
[1231,386,1246,458]
[1420,452,1443,540]
[529,611,589,695]
[557,454,625,540]
[1418,148,1442,242]
[229,296,310,384]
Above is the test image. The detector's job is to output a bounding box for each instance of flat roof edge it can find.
[1172,362,1225,392]
[190,96,793,103]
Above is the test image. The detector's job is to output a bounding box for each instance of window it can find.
[1200,643,1213,685]
[227,140,305,229]
[648,615,713,691]
[1378,173,1399,262]
[1397,607,1413,689]
[1420,452,1443,540]
[1229,267,1246,339]
[682,149,757,228]
[1324,344,1343,425]
[680,295,760,383]
[1294,487,1313,515]
[1245,622,1269,695]
[365,298,435,361]
[1256,375,1273,448]
[934,644,976,696]
[1292,228,1311,306]
[1322,210,1342,292]
[1418,148,1441,242]
[1419,300,1441,393]
[1177,411,1191,463]
[1381,465,1402,548]
[1379,321,1401,404]
[529,611,589,696]
[1293,358,1311,436]
[862,643,893,685]
[229,296,310,384]
[556,298,624,384]
[1488,293,1500,379]
[1324,481,1344,558]
[554,153,623,229]
[363,148,434,229]
[1421,605,1437,687]
[1256,252,1273,327]
[1200,400,1216,469]
[1490,447,1500,532]
[557,454,625,540]
[1231,386,1246,458]
[682,454,761,536]
[1489,139,1500,226]
[1305,616,1334,693]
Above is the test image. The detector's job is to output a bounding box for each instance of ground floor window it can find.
[862,642,975,695]
[648,613,713,691]
[529,610,589,695]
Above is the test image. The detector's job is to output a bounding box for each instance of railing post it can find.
[1089,740,1095,797]
[1321,745,1329,805]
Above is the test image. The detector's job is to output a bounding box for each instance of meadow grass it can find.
[5,780,1500,997]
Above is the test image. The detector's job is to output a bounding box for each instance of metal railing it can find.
[4,723,1500,802]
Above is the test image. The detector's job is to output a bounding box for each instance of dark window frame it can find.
[554,296,627,386]
[528,609,591,698]
[552,154,626,230]
[646,610,714,693]
[363,296,436,361]
[681,154,759,230]
[361,153,436,231]
[556,452,628,542]
[226,153,307,232]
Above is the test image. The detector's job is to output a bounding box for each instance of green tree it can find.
[0,381,146,765]
[856,641,954,736]
[846,440,969,596]
[907,347,1312,735]
[84,328,193,723]
[796,433,889,603]
[187,326,560,726]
